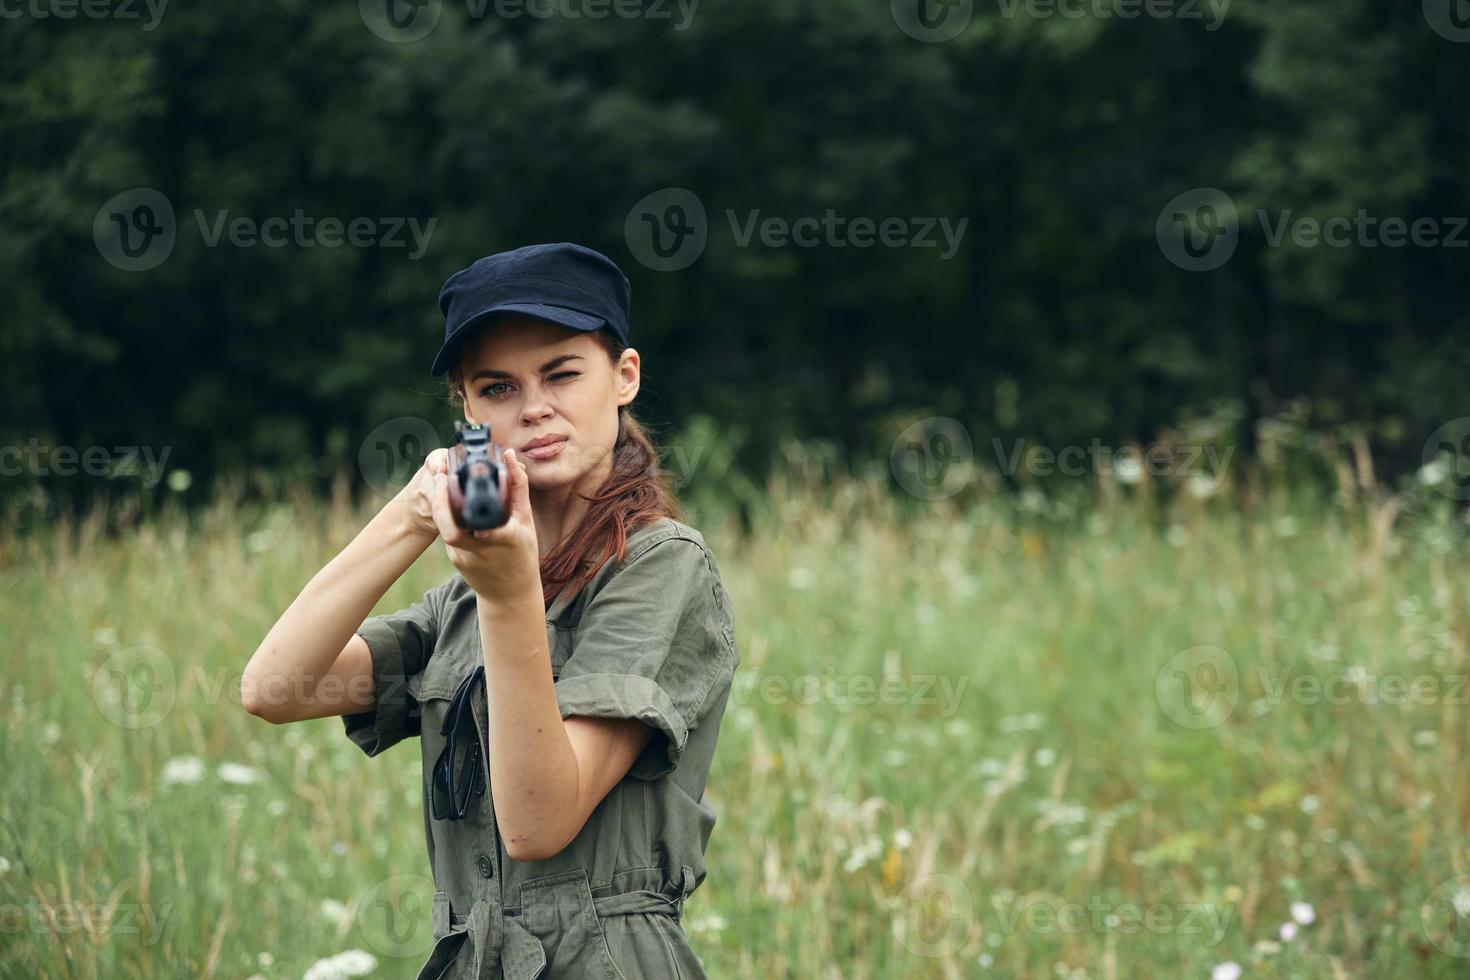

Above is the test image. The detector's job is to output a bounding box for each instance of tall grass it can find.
[1,452,1467,978]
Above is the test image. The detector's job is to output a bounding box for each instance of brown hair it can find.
[446,323,685,607]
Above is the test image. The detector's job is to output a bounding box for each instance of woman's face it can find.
[455,315,640,492]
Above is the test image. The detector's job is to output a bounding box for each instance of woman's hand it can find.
[430,446,541,601]
[394,448,451,540]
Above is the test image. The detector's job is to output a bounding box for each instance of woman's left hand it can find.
[430,446,541,601]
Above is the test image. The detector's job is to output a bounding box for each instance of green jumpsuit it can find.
[342,517,740,979]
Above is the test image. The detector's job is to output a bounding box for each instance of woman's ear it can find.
[616,347,641,407]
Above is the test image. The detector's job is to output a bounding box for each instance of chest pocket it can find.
[410,621,576,702]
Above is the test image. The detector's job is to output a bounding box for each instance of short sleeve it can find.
[555,537,732,781]
[341,582,445,757]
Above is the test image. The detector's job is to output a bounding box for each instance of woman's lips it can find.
[522,438,567,460]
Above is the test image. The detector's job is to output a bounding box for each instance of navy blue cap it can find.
[432,242,632,377]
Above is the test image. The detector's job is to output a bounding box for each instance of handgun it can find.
[447,421,510,531]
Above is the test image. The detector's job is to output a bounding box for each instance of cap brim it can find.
[431,303,607,377]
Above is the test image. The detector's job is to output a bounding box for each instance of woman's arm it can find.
[240,454,445,724]
[476,587,653,861]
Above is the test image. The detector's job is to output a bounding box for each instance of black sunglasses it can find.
[430,664,487,821]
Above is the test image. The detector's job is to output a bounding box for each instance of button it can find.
[477,854,495,878]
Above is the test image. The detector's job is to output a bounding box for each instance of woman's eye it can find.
[477,373,576,398]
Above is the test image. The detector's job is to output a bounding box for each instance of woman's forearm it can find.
[242,494,436,720]
[476,586,580,860]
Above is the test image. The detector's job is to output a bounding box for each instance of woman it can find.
[242,242,740,979]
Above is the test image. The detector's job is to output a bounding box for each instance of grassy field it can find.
[2,462,1468,978]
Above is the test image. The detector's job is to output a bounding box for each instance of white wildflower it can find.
[302,949,377,980]
[319,899,351,929]
[1290,901,1315,925]
[1279,921,1297,941]
[1114,455,1143,485]
[218,763,261,785]
[1187,472,1220,499]
[1210,962,1242,980]
[162,756,206,786]
[1419,459,1449,487]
